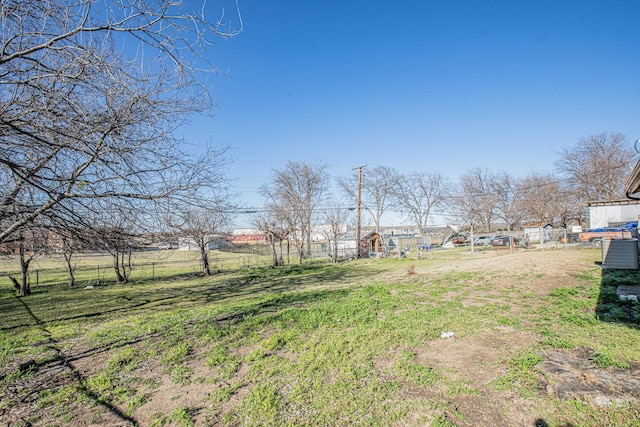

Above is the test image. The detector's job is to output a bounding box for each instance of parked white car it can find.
[473,236,494,246]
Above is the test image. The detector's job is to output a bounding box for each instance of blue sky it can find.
[179,0,640,226]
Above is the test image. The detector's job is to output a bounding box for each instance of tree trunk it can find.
[278,238,284,266]
[63,251,75,287]
[65,260,75,287]
[200,246,211,276]
[286,239,290,265]
[269,237,278,267]
[113,251,127,283]
[15,266,31,296]
[14,244,32,296]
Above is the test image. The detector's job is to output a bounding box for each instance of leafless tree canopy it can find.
[338,165,399,233]
[488,171,521,231]
[169,206,232,276]
[252,209,289,267]
[393,171,447,235]
[0,0,239,243]
[517,172,563,228]
[464,167,497,231]
[449,173,483,229]
[262,161,328,262]
[320,199,353,262]
[555,132,634,203]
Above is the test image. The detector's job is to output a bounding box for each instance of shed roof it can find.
[587,199,640,206]
[522,223,552,228]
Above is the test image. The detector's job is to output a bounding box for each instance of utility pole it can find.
[353,164,366,258]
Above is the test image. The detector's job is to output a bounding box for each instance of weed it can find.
[497,316,521,328]
[394,349,439,386]
[125,394,148,416]
[167,365,193,385]
[149,412,169,427]
[107,346,140,373]
[590,351,632,369]
[492,351,543,397]
[206,343,241,379]
[407,264,417,276]
[540,333,574,349]
[240,383,281,425]
[170,406,195,427]
[431,413,458,426]
[86,372,113,395]
[162,340,191,364]
[445,382,483,397]
[211,381,242,404]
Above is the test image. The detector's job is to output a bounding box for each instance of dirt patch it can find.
[135,375,215,426]
[421,325,537,388]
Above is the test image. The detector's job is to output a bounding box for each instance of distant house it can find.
[523,223,553,243]
[228,228,267,243]
[311,224,348,242]
[178,235,227,251]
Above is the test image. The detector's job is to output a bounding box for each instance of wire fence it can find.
[0,248,275,289]
[0,229,597,289]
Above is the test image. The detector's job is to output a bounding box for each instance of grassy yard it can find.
[1,247,640,426]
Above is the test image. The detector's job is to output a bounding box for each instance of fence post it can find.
[152,262,155,280]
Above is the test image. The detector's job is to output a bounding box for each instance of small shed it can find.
[523,223,553,243]
[361,231,384,256]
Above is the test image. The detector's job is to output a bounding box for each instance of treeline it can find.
[253,132,634,265]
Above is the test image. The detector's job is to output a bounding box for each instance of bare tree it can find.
[337,165,399,233]
[4,226,48,296]
[556,181,582,227]
[59,228,83,287]
[517,172,563,243]
[169,206,232,276]
[489,171,522,231]
[393,171,447,235]
[262,161,328,263]
[555,132,634,205]
[81,200,146,284]
[448,174,485,252]
[462,168,496,231]
[252,209,288,267]
[320,200,353,263]
[0,1,240,245]
[94,225,137,284]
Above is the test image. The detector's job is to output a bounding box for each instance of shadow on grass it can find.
[1,262,367,425]
[7,297,141,426]
[597,266,640,325]
[0,260,372,331]
[534,419,576,427]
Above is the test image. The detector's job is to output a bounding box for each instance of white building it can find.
[523,223,553,243]
[587,200,640,229]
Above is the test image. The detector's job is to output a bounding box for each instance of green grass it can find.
[1,248,640,426]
